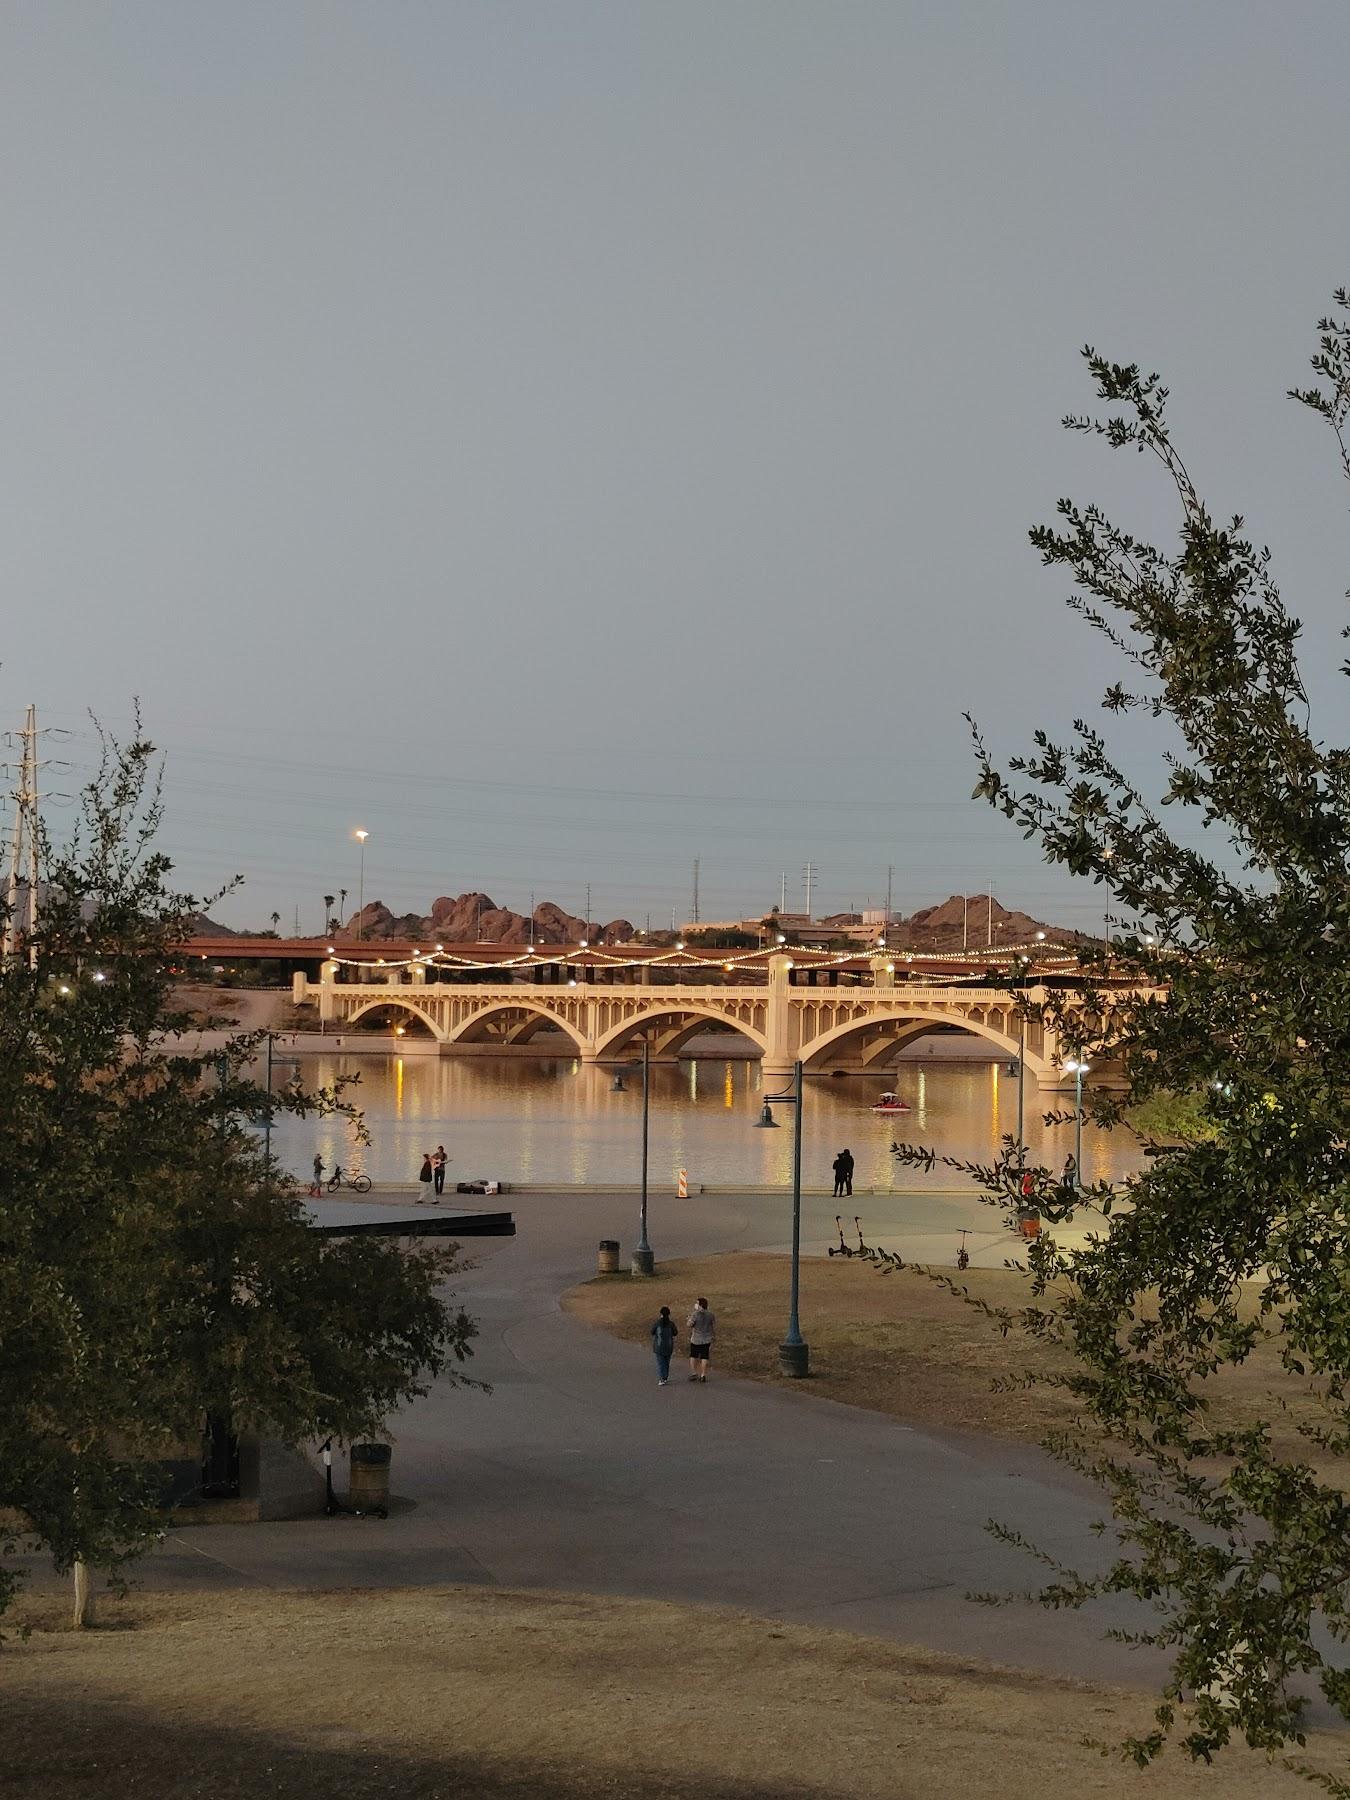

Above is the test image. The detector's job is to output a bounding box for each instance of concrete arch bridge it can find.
[294,957,1125,1090]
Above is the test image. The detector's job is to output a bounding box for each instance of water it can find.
[266,1052,1142,1192]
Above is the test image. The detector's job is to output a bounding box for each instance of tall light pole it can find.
[753,1060,809,1377]
[612,1038,654,1273]
[354,830,369,941]
[1014,955,1029,1171]
[1064,1059,1090,1185]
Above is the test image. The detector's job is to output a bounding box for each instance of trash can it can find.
[349,1442,391,1513]
[597,1239,620,1274]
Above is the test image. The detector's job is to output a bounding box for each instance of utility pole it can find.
[962,894,968,951]
[780,870,787,913]
[885,863,894,923]
[987,883,993,948]
[585,882,591,939]
[2,705,41,965]
[691,858,700,925]
[529,890,536,946]
[802,862,816,921]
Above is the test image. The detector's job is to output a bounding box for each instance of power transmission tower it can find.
[691,858,700,925]
[802,862,816,921]
[885,863,894,922]
[2,705,41,964]
[780,871,787,913]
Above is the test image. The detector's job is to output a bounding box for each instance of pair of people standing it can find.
[650,1298,715,1385]
[416,1145,448,1202]
[832,1148,855,1197]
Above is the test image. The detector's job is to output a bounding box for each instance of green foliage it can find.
[1126,1088,1221,1145]
[892,291,1350,1788]
[0,725,477,1616]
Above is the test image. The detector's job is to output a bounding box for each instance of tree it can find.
[888,291,1350,1787]
[323,893,335,935]
[0,726,478,1625]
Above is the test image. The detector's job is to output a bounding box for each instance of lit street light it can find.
[1063,1059,1090,1184]
[354,830,369,941]
[752,1060,809,1378]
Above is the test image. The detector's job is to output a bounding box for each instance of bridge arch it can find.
[442,1000,589,1057]
[801,1007,1044,1077]
[592,1005,768,1063]
[338,997,448,1042]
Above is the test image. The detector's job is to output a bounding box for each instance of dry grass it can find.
[565,1255,1343,1476]
[2,1585,1339,1798]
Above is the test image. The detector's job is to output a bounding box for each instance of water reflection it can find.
[267,1053,1142,1192]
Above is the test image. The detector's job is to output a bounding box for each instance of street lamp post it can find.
[1064,1059,1090,1185]
[754,1060,809,1378]
[263,1030,273,1173]
[354,830,369,940]
[613,1038,655,1274]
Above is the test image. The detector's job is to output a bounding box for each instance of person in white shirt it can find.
[687,1298,715,1382]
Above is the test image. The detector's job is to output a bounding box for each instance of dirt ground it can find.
[2,1586,1340,1799]
[564,1254,1338,1473]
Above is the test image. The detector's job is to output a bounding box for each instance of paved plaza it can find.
[17,1186,1158,1685]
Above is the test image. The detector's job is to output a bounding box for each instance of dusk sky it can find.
[3,2,1346,932]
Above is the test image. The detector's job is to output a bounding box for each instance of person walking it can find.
[840,1147,854,1197]
[832,1150,848,1198]
[417,1153,434,1203]
[312,1153,323,1195]
[687,1297,715,1382]
[650,1306,678,1386]
[432,1145,448,1196]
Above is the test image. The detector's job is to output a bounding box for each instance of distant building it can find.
[682,910,891,949]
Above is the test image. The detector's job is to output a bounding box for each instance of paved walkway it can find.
[20,1187,1160,1685]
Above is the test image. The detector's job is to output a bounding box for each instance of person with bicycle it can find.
[312,1153,323,1196]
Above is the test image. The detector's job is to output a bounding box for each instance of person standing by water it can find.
[832,1151,848,1198]
[432,1145,447,1196]
[417,1153,434,1203]
[840,1147,854,1196]
[650,1306,678,1386]
[687,1297,715,1382]
[312,1153,323,1194]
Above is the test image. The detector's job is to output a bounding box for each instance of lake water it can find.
[266,1051,1142,1192]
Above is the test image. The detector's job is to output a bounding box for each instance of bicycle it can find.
[326,1166,372,1194]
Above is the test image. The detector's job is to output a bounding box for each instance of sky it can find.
[1,2,1346,934]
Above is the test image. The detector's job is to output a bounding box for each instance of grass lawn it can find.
[564,1254,1339,1475]
[3,1585,1339,1799]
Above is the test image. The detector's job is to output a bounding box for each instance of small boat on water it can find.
[870,1091,911,1114]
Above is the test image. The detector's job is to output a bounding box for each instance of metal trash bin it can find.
[597,1239,620,1274]
[349,1442,391,1513]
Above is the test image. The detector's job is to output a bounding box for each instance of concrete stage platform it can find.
[304,1196,515,1239]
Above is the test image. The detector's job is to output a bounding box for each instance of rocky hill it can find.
[335,893,635,946]
[899,895,1084,950]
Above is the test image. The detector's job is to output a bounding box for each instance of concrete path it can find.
[20,1187,1159,1686]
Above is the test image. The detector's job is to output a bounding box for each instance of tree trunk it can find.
[72,1559,95,1628]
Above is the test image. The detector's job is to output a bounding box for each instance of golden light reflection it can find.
[990,1061,1000,1136]
[268,1050,1145,1192]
